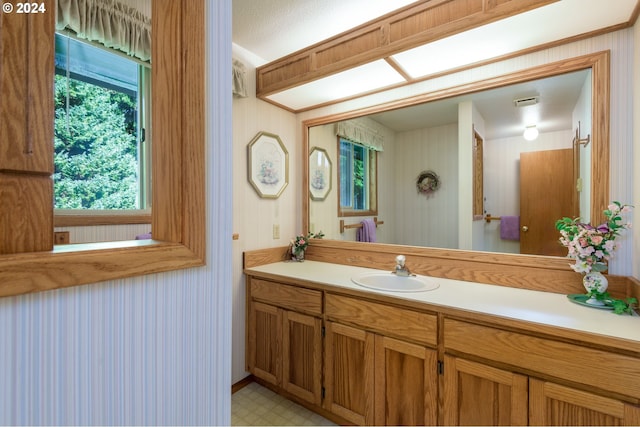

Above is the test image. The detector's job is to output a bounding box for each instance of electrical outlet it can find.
[273,224,280,239]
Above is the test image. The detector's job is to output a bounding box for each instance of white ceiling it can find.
[233,0,636,136]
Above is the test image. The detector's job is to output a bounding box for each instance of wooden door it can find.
[374,335,437,426]
[282,310,322,406]
[520,148,577,256]
[530,379,640,426]
[443,355,528,425]
[324,321,375,425]
[247,301,281,386]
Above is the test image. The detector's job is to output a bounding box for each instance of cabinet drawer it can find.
[444,318,640,399]
[325,293,437,346]
[250,278,322,315]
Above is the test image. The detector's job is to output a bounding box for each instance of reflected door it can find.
[520,148,577,256]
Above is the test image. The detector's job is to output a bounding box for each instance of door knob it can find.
[521,226,529,232]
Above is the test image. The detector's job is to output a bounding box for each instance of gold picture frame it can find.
[247,131,289,198]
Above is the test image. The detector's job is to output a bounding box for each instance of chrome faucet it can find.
[393,255,413,277]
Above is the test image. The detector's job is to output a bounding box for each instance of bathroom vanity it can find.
[244,245,640,426]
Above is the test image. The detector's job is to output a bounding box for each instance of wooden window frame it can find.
[0,0,205,298]
[337,137,378,218]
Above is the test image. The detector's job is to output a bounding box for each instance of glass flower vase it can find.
[293,249,305,262]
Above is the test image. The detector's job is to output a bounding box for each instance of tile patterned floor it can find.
[231,381,336,426]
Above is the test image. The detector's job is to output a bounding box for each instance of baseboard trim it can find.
[231,374,255,394]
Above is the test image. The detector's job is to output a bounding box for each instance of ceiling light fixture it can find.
[523,125,539,141]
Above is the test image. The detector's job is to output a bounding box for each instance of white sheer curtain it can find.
[56,0,151,61]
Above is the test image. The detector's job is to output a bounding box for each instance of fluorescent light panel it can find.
[391,0,636,79]
[266,60,406,110]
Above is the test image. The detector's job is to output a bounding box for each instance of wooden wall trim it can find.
[0,0,205,298]
[256,0,558,97]
[243,240,637,299]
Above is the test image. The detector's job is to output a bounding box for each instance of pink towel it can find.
[356,219,377,242]
[500,216,520,241]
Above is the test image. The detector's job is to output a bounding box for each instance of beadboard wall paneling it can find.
[0,1,231,424]
[634,20,640,279]
[54,224,151,243]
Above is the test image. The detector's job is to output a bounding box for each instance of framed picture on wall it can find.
[247,131,289,198]
[309,146,332,201]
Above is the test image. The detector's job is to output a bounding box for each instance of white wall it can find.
[231,45,299,384]
[394,123,458,248]
[0,1,232,424]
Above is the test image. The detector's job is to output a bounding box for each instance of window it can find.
[54,32,151,211]
[338,137,377,216]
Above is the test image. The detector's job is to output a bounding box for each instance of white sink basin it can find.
[351,272,439,292]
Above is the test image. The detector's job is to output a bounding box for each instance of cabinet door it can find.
[247,301,281,386]
[530,378,640,426]
[0,174,53,254]
[0,0,54,174]
[324,321,375,425]
[374,335,437,426]
[282,310,322,406]
[443,355,528,425]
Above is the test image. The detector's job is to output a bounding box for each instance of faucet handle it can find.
[395,255,406,266]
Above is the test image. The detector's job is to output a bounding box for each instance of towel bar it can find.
[340,217,384,233]
[485,214,501,223]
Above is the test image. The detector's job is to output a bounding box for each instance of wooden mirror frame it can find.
[303,51,610,252]
[0,0,205,297]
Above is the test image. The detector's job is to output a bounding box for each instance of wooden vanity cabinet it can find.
[324,294,438,426]
[245,271,640,426]
[529,379,640,426]
[443,355,528,425]
[443,317,640,426]
[247,278,323,406]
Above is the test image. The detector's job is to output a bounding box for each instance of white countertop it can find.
[245,260,640,344]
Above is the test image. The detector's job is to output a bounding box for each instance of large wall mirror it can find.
[303,51,609,258]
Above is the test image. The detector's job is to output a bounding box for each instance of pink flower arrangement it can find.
[556,201,633,274]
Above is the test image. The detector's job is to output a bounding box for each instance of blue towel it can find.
[500,216,520,241]
[356,219,377,242]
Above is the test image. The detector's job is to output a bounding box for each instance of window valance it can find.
[336,120,384,152]
[56,0,151,61]
[233,59,248,98]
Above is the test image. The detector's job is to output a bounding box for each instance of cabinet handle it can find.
[521,226,529,232]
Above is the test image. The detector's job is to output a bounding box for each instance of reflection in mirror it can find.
[53,0,152,243]
[307,59,608,257]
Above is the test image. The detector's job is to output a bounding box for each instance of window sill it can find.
[0,240,204,298]
[54,210,151,226]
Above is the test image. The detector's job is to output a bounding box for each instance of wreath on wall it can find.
[416,170,440,197]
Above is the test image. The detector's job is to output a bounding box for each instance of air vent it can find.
[513,96,539,107]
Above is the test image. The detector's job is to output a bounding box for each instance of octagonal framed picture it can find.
[247,131,289,198]
[309,146,332,201]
